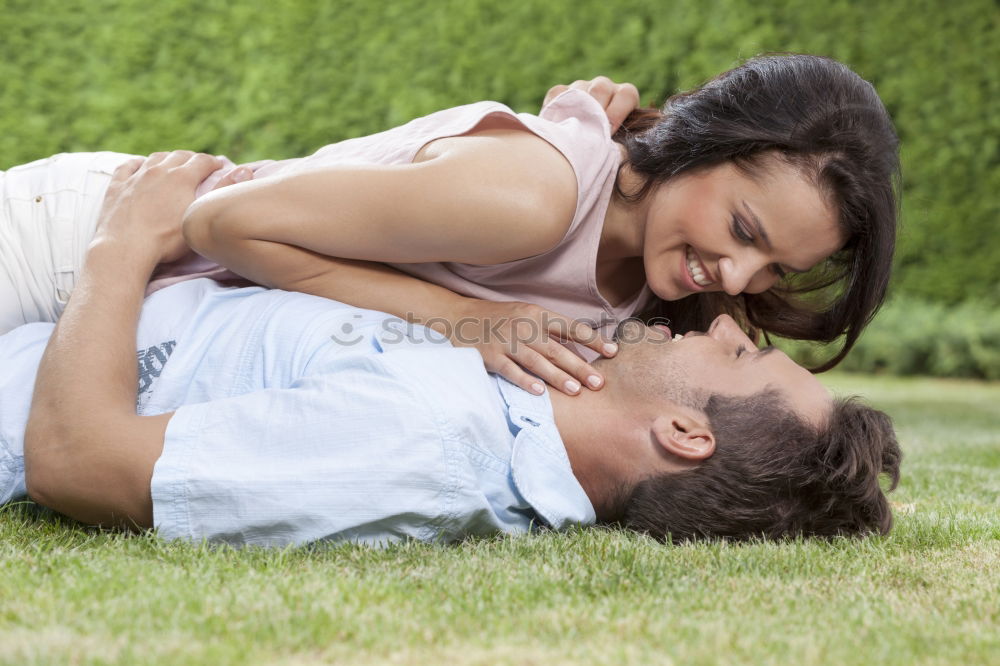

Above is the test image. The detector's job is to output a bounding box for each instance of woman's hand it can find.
[445,298,618,396]
[542,76,640,133]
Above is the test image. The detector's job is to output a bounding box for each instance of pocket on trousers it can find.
[19,154,90,307]
[49,153,134,306]
[6,152,136,310]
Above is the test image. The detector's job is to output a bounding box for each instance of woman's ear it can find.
[651,412,716,461]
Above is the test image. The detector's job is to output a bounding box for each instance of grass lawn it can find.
[1,374,997,665]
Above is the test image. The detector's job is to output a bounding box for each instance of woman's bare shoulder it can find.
[413,127,579,257]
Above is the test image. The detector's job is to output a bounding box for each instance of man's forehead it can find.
[765,351,832,425]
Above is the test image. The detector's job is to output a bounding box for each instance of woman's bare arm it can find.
[183,130,578,270]
[185,239,615,396]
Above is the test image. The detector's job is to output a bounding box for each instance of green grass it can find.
[1,375,997,665]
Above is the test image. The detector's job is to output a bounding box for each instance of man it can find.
[3,153,900,546]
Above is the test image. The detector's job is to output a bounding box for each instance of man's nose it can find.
[717,256,775,296]
[707,314,755,347]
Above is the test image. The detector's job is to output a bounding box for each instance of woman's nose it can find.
[717,256,776,296]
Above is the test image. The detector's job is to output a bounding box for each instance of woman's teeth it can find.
[686,247,714,287]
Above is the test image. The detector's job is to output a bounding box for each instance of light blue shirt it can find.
[0,279,596,546]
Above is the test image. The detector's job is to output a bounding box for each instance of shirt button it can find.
[35,196,43,202]
[521,416,540,427]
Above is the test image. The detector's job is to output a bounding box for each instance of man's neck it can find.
[547,387,647,521]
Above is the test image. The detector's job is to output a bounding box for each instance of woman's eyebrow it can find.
[743,201,772,250]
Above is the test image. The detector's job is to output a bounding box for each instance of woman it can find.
[2,53,900,396]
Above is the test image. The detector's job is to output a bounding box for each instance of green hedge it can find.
[785,296,1000,379]
[2,0,997,373]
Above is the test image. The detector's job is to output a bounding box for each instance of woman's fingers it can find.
[529,336,609,394]
[513,346,579,395]
[505,311,607,394]
[532,311,616,394]
[477,332,602,396]
[451,299,620,396]
[546,314,618,359]
[489,356,546,396]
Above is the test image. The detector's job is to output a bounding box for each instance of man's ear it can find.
[651,411,715,461]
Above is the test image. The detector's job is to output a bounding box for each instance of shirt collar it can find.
[492,375,596,529]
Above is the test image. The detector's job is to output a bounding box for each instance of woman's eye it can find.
[735,345,747,359]
[731,215,753,243]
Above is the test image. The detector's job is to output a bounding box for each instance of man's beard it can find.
[608,320,706,412]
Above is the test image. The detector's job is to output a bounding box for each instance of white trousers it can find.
[0,152,138,334]
[0,151,244,335]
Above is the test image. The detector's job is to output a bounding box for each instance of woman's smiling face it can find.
[641,156,844,301]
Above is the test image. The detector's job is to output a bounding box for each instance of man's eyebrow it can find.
[743,200,808,274]
[752,345,778,361]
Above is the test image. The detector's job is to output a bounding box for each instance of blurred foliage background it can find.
[2,0,997,376]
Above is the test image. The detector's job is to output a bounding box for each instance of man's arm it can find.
[23,151,226,529]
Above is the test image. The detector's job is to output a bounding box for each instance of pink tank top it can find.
[151,89,652,361]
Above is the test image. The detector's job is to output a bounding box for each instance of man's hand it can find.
[542,76,641,133]
[91,151,236,266]
[23,149,250,529]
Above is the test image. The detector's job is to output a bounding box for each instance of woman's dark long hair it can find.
[615,54,900,371]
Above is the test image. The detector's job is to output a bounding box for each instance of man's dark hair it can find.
[621,391,902,542]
